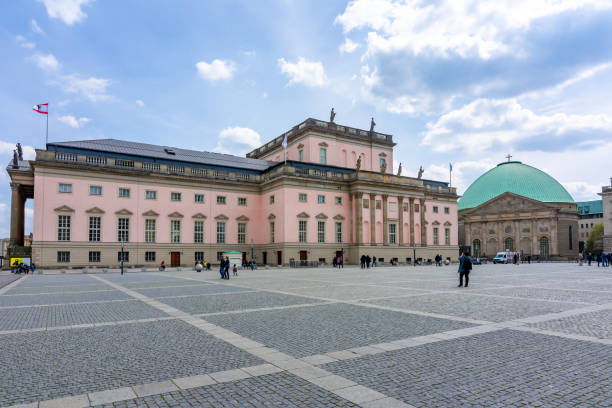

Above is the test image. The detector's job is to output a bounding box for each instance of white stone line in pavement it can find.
[510,326,612,345]
[511,302,612,324]
[0,276,28,296]
[0,289,116,297]
[153,289,259,300]
[87,275,414,408]
[194,301,336,318]
[0,298,140,310]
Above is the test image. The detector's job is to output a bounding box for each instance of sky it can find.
[1,0,611,237]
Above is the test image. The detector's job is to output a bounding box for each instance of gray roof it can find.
[48,139,276,171]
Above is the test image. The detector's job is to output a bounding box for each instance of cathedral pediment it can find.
[461,192,555,216]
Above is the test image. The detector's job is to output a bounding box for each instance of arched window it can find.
[504,237,514,251]
[472,239,481,258]
[540,237,549,259]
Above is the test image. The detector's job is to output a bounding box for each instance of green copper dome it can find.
[458,161,575,211]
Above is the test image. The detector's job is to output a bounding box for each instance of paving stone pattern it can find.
[0,319,263,406]
[132,283,252,298]
[207,302,474,357]
[470,286,612,305]
[322,329,612,408]
[0,290,133,307]
[531,308,612,339]
[0,275,20,290]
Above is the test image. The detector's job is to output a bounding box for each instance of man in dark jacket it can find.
[458,252,473,288]
[360,255,366,269]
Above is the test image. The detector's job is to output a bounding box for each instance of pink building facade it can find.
[8,118,458,268]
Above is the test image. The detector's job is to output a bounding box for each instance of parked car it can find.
[493,251,518,264]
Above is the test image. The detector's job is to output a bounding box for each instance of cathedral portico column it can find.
[514,220,520,253]
[10,183,25,246]
[532,219,538,255]
[382,194,389,245]
[409,198,415,244]
[419,198,426,246]
[465,221,471,249]
[370,194,376,245]
[398,197,404,245]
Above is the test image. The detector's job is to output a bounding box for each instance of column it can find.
[465,222,471,249]
[10,183,25,246]
[514,220,520,253]
[551,218,559,255]
[382,194,389,245]
[498,221,503,252]
[356,193,363,244]
[409,198,415,245]
[531,219,538,255]
[349,193,354,243]
[370,194,376,245]
[419,198,426,246]
[398,197,404,245]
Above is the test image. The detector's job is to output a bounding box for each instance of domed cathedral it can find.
[458,160,579,260]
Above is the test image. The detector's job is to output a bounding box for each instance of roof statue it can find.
[356,155,361,171]
[417,166,424,179]
[329,108,336,123]
[12,150,19,167]
[370,117,376,132]
[397,162,402,176]
[16,143,23,161]
[380,159,387,174]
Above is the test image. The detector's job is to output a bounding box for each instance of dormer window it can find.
[164,148,176,155]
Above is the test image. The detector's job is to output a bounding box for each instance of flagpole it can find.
[46,106,48,146]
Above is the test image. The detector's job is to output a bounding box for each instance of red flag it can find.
[33,103,48,114]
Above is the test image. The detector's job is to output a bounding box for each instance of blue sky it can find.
[1,0,611,236]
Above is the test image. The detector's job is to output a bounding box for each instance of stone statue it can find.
[330,108,336,123]
[12,150,18,167]
[16,143,23,161]
[397,162,402,176]
[417,166,424,179]
[370,117,376,132]
[356,155,361,171]
[380,160,387,174]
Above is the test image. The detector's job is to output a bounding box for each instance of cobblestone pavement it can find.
[0,263,610,407]
[0,275,20,290]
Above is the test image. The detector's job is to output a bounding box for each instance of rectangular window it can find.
[269,195,275,204]
[118,188,130,198]
[238,197,247,206]
[363,199,369,208]
[117,218,129,242]
[376,200,381,209]
[194,220,204,243]
[318,221,325,243]
[445,228,451,246]
[389,202,396,212]
[317,195,325,204]
[144,219,156,243]
[170,219,181,243]
[58,215,71,241]
[89,251,100,263]
[402,203,409,212]
[433,206,439,213]
[59,183,72,193]
[270,221,275,243]
[57,251,70,263]
[380,158,386,170]
[444,207,450,214]
[216,222,226,244]
[335,196,342,205]
[217,196,226,205]
[414,204,420,212]
[320,148,327,164]
[238,222,247,244]
[433,227,439,245]
[335,222,342,243]
[88,216,101,242]
[299,220,307,243]
[145,251,156,262]
[194,194,204,203]
[89,185,102,195]
[118,252,129,262]
[298,150,303,162]
[195,251,204,262]
[171,192,182,201]
[389,224,397,244]
[299,193,307,202]
[145,190,157,200]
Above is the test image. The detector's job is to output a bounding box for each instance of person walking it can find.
[224,256,230,279]
[587,252,592,266]
[219,258,225,279]
[372,256,377,267]
[366,255,371,268]
[360,255,366,269]
[338,256,343,268]
[457,252,473,288]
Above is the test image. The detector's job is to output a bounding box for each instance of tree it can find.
[586,222,604,253]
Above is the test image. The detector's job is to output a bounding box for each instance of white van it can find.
[493,251,517,264]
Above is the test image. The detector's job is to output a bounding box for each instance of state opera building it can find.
[7,117,458,268]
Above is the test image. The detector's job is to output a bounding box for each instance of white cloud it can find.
[278,57,326,87]
[562,181,604,202]
[339,38,360,54]
[32,53,60,72]
[195,59,236,81]
[336,0,612,59]
[31,19,44,34]
[16,35,35,49]
[41,0,92,25]
[58,115,90,128]
[136,99,145,107]
[213,127,262,156]
[0,141,36,160]
[421,98,612,152]
[57,74,112,101]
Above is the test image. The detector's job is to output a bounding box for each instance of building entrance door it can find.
[277,251,282,265]
[170,252,180,267]
[262,251,267,265]
[242,252,247,265]
[299,251,308,261]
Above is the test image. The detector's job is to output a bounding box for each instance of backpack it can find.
[463,257,472,271]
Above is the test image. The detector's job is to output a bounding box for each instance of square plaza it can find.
[0,263,610,407]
